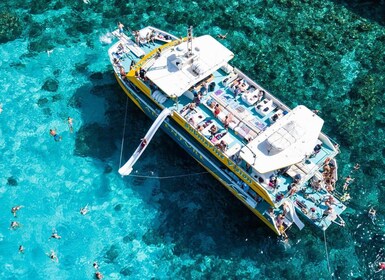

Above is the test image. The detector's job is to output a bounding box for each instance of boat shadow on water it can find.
[70,69,280,258]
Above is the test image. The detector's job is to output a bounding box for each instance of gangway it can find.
[119,108,172,176]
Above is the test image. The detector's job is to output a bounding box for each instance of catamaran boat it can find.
[108,26,346,237]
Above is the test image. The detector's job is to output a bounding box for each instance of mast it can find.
[187,26,193,57]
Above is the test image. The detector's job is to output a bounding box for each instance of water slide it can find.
[119,108,172,176]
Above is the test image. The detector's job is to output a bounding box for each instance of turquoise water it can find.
[1,0,385,279]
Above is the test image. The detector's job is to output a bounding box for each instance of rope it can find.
[119,97,129,168]
[323,230,333,279]
[127,171,209,179]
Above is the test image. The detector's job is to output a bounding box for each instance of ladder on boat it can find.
[119,108,172,176]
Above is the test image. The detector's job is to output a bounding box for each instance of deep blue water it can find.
[1,0,385,279]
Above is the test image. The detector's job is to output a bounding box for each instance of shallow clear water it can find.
[1,0,385,279]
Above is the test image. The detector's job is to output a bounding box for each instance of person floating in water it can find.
[10,221,20,230]
[80,205,89,215]
[0,104,3,114]
[19,245,24,253]
[50,229,62,239]
[343,175,354,191]
[217,33,228,39]
[375,262,385,273]
[353,163,360,171]
[67,117,74,133]
[49,129,62,142]
[48,250,59,262]
[11,205,23,217]
[369,207,377,224]
[95,271,103,279]
[93,262,99,270]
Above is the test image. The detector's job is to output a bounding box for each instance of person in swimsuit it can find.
[67,117,73,133]
[375,262,385,273]
[19,245,24,253]
[11,205,23,217]
[118,22,124,34]
[50,129,62,142]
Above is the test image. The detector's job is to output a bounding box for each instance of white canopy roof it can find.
[240,105,324,173]
[145,35,234,97]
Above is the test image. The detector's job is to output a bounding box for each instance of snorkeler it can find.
[11,205,23,217]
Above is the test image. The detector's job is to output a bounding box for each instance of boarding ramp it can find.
[119,108,172,176]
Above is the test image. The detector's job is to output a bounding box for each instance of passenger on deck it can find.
[197,124,204,132]
[113,58,121,67]
[223,113,233,130]
[155,48,162,59]
[245,162,252,173]
[269,176,277,188]
[293,174,301,184]
[287,183,298,196]
[139,68,147,80]
[268,208,275,218]
[214,104,221,118]
[215,140,228,152]
[193,93,202,106]
[325,195,335,207]
[210,124,218,135]
[118,22,124,34]
[310,143,322,157]
[322,206,334,218]
[311,179,322,191]
[134,30,140,45]
[130,60,135,70]
[276,214,285,227]
[119,66,126,79]
[325,179,334,192]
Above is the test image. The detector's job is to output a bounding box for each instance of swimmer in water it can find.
[50,229,62,239]
[49,129,62,142]
[48,250,59,262]
[95,271,103,279]
[11,205,23,217]
[67,117,74,133]
[375,262,385,273]
[369,207,376,224]
[93,262,99,270]
[80,205,89,215]
[19,245,24,253]
[10,221,20,230]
